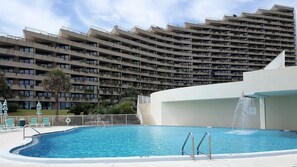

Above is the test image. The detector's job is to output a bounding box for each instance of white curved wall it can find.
[151,82,244,125]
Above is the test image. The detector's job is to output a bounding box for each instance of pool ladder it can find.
[181,132,195,160]
[181,132,211,160]
[23,124,42,139]
[197,132,212,160]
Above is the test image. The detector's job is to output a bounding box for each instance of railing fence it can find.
[1,114,140,126]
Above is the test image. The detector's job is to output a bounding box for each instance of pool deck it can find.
[0,126,296,167]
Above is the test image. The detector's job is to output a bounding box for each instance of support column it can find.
[259,97,266,129]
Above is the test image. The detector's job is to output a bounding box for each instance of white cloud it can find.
[0,0,70,36]
[186,1,236,22]
[74,0,181,31]
[74,0,297,32]
[0,0,297,36]
[73,0,253,31]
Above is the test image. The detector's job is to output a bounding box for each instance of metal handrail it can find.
[197,132,212,159]
[23,125,42,139]
[181,132,195,160]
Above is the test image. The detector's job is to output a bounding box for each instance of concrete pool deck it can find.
[0,126,296,167]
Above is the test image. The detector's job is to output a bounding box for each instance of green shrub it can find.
[92,104,111,114]
[118,100,136,114]
[68,103,96,115]
[109,105,121,114]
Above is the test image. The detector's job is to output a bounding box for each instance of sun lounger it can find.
[42,117,51,127]
[29,117,40,127]
[5,118,17,130]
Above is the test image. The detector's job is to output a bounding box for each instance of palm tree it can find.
[43,68,72,115]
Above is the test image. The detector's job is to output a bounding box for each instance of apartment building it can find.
[0,5,295,109]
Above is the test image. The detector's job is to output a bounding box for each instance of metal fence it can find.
[3,114,140,126]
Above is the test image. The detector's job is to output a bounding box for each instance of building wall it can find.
[0,5,296,108]
[161,98,260,128]
[266,95,297,130]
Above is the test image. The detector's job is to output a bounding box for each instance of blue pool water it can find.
[16,126,297,158]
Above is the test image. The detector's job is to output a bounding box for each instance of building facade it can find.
[0,5,296,109]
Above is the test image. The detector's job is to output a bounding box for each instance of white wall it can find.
[151,82,244,125]
[244,66,297,96]
[264,50,285,70]
[266,95,297,130]
[161,98,260,128]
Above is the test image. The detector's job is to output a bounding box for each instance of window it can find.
[37,92,52,97]
[6,79,13,85]
[19,79,34,86]
[85,85,96,90]
[20,58,34,64]
[58,54,70,60]
[85,94,97,99]
[59,45,70,50]
[87,68,97,73]
[73,85,84,91]
[58,64,70,69]
[71,93,83,99]
[1,68,13,73]
[59,92,70,98]
[86,77,98,82]
[19,90,34,97]
[19,69,35,75]
[20,47,34,53]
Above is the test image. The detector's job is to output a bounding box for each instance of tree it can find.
[117,100,136,114]
[43,68,72,115]
[91,101,111,114]
[122,87,139,99]
[0,71,12,99]
[91,99,136,115]
[68,103,96,115]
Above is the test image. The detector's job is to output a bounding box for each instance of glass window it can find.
[20,47,34,53]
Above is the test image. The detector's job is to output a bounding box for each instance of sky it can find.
[0,0,296,37]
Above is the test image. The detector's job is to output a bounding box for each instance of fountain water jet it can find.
[232,93,257,130]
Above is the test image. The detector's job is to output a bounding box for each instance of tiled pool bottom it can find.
[0,126,297,167]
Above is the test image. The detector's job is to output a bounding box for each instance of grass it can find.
[8,109,71,116]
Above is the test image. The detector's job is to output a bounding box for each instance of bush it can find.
[108,105,121,114]
[90,98,136,115]
[119,97,135,103]
[68,103,96,115]
[118,100,136,114]
[92,105,108,114]
[8,102,18,112]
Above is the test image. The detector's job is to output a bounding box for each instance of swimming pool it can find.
[13,126,297,158]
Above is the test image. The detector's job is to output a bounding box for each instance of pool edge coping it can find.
[2,148,297,164]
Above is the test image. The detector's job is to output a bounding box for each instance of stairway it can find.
[139,104,155,125]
